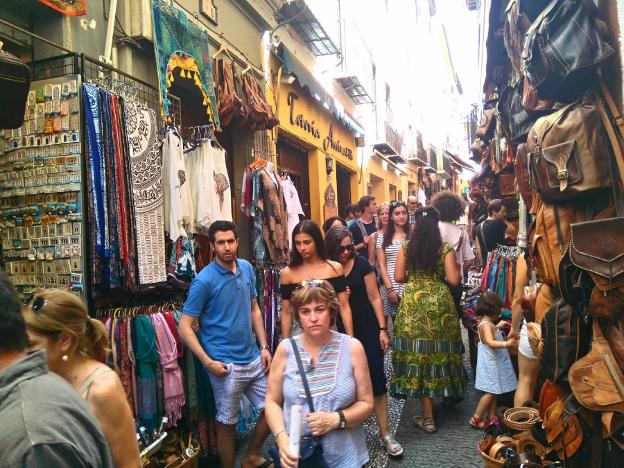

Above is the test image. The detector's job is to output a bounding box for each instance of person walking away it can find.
[368,203,389,267]
[349,196,378,260]
[178,221,273,468]
[325,226,403,457]
[322,216,347,235]
[0,271,114,467]
[22,289,140,467]
[377,201,409,327]
[469,293,518,429]
[477,199,507,265]
[264,281,374,468]
[345,204,357,227]
[392,206,466,433]
[280,220,354,338]
[407,195,419,229]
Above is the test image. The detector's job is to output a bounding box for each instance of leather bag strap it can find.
[289,337,316,414]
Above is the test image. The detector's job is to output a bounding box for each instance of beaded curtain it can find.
[151,0,220,127]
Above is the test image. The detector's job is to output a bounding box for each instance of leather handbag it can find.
[540,299,591,384]
[541,393,584,460]
[527,95,612,203]
[521,0,614,100]
[215,59,242,128]
[521,283,542,323]
[242,74,279,131]
[514,143,533,207]
[522,77,555,113]
[270,338,329,468]
[569,320,624,413]
[0,49,31,130]
[476,108,496,140]
[499,173,516,197]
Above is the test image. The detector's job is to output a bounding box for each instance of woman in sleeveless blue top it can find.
[265,281,373,467]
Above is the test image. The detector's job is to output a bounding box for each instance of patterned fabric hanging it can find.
[123,100,167,285]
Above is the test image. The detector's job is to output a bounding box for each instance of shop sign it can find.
[287,91,353,160]
[200,0,218,25]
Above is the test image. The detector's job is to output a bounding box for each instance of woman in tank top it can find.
[265,281,373,467]
[23,290,140,467]
[280,220,353,337]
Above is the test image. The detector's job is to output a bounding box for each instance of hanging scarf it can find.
[163,312,184,359]
[119,318,135,413]
[127,317,139,418]
[132,316,159,430]
[151,313,185,426]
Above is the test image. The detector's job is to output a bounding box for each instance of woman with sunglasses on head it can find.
[325,226,402,457]
[280,220,354,338]
[391,206,466,434]
[376,201,409,325]
[265,281,374,468]
[22,290,141,468]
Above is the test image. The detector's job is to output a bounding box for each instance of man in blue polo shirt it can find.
[178,221,273,468]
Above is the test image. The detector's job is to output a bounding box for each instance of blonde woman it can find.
[368,203,390,266]
[23,290,141,468]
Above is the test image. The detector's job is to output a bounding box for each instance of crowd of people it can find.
[0,190,524,468]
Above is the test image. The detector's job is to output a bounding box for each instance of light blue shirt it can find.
[182,259,259,364]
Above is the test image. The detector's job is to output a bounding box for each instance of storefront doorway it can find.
[277,138,311,218]
[336,163,352,218]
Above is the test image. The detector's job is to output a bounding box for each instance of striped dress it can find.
[282,333,368,467]
[377,233,406,316]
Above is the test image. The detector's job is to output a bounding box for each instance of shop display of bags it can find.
[0,49,31,129]
[522,0,614,100]
[476,107,496,140]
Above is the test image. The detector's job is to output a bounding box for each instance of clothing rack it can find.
[481,246,522,308]
[94,300,184,319]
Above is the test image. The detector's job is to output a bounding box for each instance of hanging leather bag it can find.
[568,78,624,319]
[521,0,614,100]
[476,108,496,140]
[569,320,624,413]
[0,49,31,130]
[499,173,516,197]
[514,143,533,207]
[540,298,591,384]
[527,95,612,203]
[541,393,584,460]
[215,59,242,128]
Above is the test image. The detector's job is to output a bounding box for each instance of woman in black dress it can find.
[325,226,403,457]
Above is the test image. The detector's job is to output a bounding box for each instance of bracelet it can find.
[387,287,395,292]
[379,327,388,331]
[273,429,286,440]
[260,345,269,350]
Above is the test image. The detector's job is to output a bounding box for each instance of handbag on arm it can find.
[270,338,330,468]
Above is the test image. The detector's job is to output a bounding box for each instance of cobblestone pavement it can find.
[386,325,482,468]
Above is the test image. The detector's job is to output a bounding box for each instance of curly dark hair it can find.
[431,191,466,223]
[382,201,409,249]
[406,206,442,274]
[475,291,503,318]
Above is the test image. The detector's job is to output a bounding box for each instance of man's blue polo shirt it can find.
[182,258,260,364]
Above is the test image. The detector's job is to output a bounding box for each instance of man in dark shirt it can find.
[349,195,378,259]
[477,199,508,264]
[0,271,114,468]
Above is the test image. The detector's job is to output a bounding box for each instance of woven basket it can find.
[479,448,505,468]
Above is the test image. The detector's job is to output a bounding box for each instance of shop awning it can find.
[372,149,408,175]
[335,75,374,105]
[372,142,407,165]
[277,1,339,56]
[275,45,365,136]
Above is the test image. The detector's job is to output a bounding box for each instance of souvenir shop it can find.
[466,1,624,466]
[0,1,298,464]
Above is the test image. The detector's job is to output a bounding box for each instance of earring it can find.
[62,355,69,362]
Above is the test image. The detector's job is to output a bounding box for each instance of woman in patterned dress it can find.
[391,206,466,433]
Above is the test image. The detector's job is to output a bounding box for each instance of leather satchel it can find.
[476,108,496,140]
[569,320,624,413]
[541,392,584,459]
[514,143,533,207]
[0,49,31,130]
[540,299,591,385]
[499,173,516,196]
[521,0,614,100]
[527,95,612,203]
[215,59,242,128]
[522,77,555,113]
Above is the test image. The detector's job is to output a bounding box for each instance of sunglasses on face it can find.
[23,293,46,312]
[340,243,355,253]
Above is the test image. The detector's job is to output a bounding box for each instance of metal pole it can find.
[102,0,118,64]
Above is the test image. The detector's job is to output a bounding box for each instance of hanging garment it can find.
[186,143,215,234]
[162,129,193,241]
[258,169,289,262]
[280,177,304,247]
[151,313,185,426]
[132,316,160,430]
[209,143,233,222]
[123,101,166,285]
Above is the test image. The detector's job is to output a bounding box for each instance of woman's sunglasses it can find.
[340,243,355,253]
[23,293,46,312]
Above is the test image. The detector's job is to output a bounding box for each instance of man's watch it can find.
[337,410,346,430]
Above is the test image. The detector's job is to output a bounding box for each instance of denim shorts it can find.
[206,355,267,425]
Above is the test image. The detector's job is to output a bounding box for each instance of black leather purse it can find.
[0,49,31,129]
[270,338,329,468]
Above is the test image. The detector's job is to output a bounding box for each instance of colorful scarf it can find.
[151,313,185,426]
[127,317,139,418]
[38,0,86,16]
[163,312,184,359]
[119,318,135,414]
[132,316,159,430]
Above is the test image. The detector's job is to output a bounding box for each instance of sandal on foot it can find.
[468,415,488,429]
[413,416,437,433]
[381,434,404,457]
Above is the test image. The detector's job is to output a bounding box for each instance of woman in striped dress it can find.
[376,201,409,325]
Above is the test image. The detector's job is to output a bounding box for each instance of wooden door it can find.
[336,163,352,219]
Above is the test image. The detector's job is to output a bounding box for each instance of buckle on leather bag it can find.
[557,169,568,180]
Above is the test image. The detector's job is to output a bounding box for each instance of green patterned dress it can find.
[390,243,466,399]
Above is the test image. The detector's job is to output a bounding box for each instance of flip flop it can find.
[413,416,437,433]
[382,434,404,457]
[246,457,274,468]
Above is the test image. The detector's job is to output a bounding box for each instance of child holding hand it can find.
[469,292,518,429]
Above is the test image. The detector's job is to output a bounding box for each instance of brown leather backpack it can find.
[476,108,496,140]
[541,392,584,460]
[569,320,624,414]
[527,95,612,204]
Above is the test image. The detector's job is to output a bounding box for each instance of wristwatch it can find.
[337,410,346,430]
[260,345,269,350]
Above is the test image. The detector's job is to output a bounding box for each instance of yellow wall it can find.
[362,153,409,203]
[274,81,360,225]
